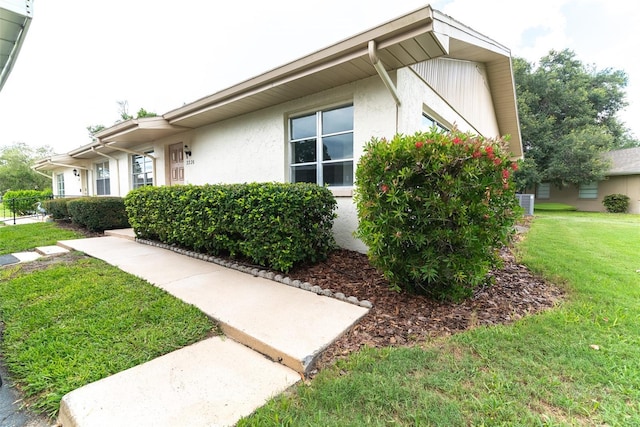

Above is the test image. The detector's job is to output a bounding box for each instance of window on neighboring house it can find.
[536,182,550,199]
[56,173,65,197]
[289,104,353,187]
[579,182,598,199]
[421,113,448,132]
[132,152,153,189]
[95,161,110,195]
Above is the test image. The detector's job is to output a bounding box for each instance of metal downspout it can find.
[368,40,401,106]
[31,167,52,180]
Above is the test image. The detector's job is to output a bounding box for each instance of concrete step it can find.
[104,228,136,240]
[58,237,369,374]
[58,336,300,427]
[35,245,69,256]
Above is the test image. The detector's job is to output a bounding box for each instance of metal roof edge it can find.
[0,2,33,92]
[163,5,437,122]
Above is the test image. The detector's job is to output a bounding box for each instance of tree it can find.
[0,143,55,194]
[86,124,106,140]
[86,101,157,141]
[513,49,638,190]
[135,107,157,118]
[117,100,133,121]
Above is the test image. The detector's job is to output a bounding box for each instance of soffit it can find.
[94,117,188,143]
[165,6,446,129]
[63,117,188,160]
[33,154,80,170]
[0,1,32,91]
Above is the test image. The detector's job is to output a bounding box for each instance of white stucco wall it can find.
[185,111,285,185]
[45,63,506,253]
[396,67,477,135]
[175,75,395,252]
[56,169,80,197]
[411,59,500,137]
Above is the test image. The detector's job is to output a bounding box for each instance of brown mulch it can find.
[286,239,565,373]
[54,220,104,238]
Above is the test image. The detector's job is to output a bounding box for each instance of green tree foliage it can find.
[135,107,157,118]
[514,49,638,190]
[355,130,521,301]
[87,101,157,141]
[0,143,54,194]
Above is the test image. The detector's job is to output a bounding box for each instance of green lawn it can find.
[0,224,218,419]
[240,211,640,426]
[0,222,84,255]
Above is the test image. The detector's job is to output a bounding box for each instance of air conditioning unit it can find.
[516,194,535,216]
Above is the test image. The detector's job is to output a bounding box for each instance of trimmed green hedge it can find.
[125,183,337,272]
[67,197,130,232]
[44,198,79,220]
[2,189,52,215]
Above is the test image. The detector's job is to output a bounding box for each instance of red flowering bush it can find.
[355,129,521,300]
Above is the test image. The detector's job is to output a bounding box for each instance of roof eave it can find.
[86,116,189,148]
[0,1,33,92]
[159,5,521,157]
[164,5,440,124]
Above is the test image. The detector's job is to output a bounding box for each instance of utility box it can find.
[516,194,535,216]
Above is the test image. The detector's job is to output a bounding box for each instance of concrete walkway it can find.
[56,231,369,426]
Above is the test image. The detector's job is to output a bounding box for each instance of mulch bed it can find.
[286,243,564,373]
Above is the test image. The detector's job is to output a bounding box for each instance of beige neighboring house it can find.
[533,147,640,214]
[0,0,32,92]
[34,5,523,251]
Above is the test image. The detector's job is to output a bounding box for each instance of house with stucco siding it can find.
[533,147,640,214]
[34,5,523,251]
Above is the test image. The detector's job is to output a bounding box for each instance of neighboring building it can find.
[0,0,32,92]
[532,147,640,214]
[34,5,523,251]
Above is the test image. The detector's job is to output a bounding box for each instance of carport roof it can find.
[0,0,32,92]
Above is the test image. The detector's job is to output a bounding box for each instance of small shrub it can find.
[125,183,337,272]
[602,193,630,213]
[67,197,130,232]
[355,130,521,301]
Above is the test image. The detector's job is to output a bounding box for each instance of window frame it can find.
[56,173,65,197]
[536,182,550,199]
[421,112,449,132]
[95,160,110,195]
[289,104,354,187]
[578,182,598,199]
[131,151,154,189]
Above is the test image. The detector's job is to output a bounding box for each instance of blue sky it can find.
[1,0,638,153]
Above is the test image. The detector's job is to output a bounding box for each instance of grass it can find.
[0,223,218,419]
[0,222,84,255]
[239,211,640,426]
[534,202,578,211]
